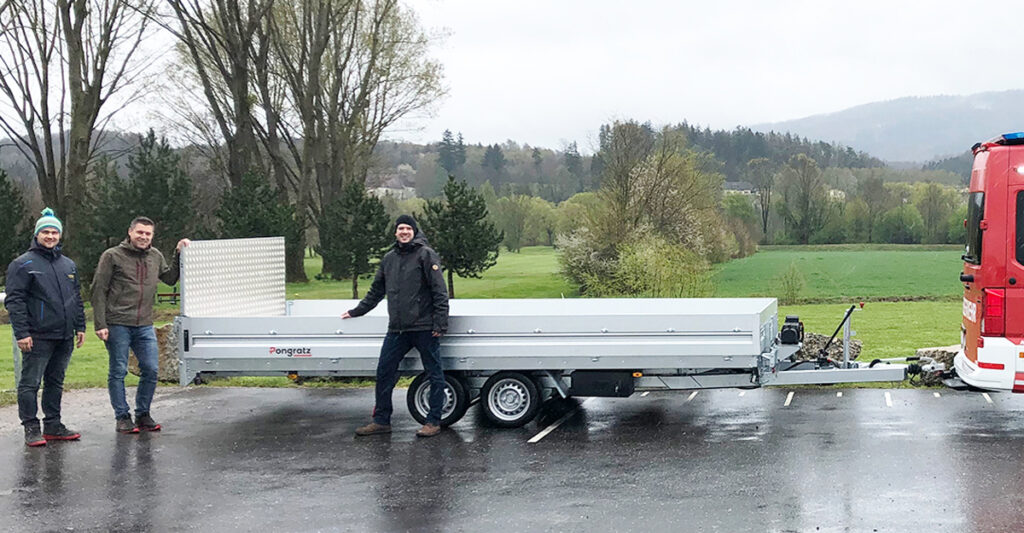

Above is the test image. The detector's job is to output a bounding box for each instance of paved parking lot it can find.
[3,386,1024,532]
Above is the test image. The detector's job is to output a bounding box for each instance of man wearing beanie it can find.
[4,208,86,447]
[343,214,450,438]
[92,216,189,434]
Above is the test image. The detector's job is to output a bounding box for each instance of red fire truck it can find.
[957,132,1024,391]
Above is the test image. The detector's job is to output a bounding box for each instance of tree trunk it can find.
[351,273,359,299]
[286,234,307,283]
[447,270,455,299]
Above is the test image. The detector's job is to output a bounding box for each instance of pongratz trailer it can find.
[171,237,908,428]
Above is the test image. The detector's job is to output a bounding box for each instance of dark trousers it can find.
[17,337,74,429]
[373,331,445,425]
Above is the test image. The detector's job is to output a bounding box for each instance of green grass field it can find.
[713,244,964,302]
[1,244,967,400]
[288,246,575,300]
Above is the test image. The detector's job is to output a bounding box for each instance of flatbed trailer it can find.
[174,238,906,428]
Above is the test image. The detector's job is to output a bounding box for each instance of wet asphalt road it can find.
[3,386,1024,532]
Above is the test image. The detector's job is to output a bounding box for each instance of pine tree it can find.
[317,181,392,297]
[420,176,502,298]
[217,172,305,280]
[482,144,507,186]
[0,169,31,283]
[438,130,458,174]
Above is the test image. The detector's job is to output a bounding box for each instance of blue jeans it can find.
[105,325,159,419]
[17,337,74,429]
[373,331,445,425]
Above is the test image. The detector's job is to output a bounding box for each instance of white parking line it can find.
[686,391,699,402]
[885,391,893,407]
[641,391,650,397]
[934,392,941,398]
[784,391,794,407]
[983,393,994,404]
[528,398,593,444]
[836,392,842,398]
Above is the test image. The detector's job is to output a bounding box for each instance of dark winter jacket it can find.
[4,240,86,341]
[91,239,181,330]
[348,233,449,333]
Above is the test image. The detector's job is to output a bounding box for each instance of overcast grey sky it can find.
[391,0,1023,151]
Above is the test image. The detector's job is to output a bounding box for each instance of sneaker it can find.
[416,423,441,438]
[116,415,140,434]
[354,422,392,436]
[43,423,81,441]
[24,425,46,447]
[135,413,161,432]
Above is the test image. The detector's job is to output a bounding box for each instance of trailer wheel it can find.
[406,373,469,427]
[193,374,203,386]
[480,372,541,428]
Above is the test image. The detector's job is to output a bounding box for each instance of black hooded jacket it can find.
[348,233,449,333]
[4,239,86,340]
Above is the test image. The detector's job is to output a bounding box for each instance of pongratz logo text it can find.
[269,347,313,357]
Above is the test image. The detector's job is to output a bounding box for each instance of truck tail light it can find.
[982,288,1005,336]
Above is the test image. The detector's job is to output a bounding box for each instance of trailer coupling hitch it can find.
[870,356,947,386]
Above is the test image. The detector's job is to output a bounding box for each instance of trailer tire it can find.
[480,372,541,428]
[406,373,469,427]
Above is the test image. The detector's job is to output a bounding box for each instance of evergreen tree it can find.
[121,131,195,256]
[217,172,305,281]
[77,132,195,284]
[0,169,31,284]
[438,130,458,174]
[532,147,543,180]
[420,176,502,297]
[455,133,467,168]
[317,181,391,297]
[482,144,507,186]
[564,141,584,192]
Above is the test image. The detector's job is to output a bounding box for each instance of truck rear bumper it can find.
[955,339,1016,391]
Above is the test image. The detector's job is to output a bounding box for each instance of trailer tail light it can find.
[982,288,1005,336]
[978,361,1005,370]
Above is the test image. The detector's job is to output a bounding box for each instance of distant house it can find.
[828,189,846,201]
[723,181,755,195]
[369,186,417,200]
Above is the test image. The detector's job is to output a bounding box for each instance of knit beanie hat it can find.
[395,214,419,234]
[35,208,63,235]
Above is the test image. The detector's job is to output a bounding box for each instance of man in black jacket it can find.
[5,208,86,447]
[342,214,449,438]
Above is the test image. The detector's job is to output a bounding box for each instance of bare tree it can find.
[164,0,275,187]
[778,153,829,245]
[746,157,776,237]
[0,0,155,250]
[321,0,444,201]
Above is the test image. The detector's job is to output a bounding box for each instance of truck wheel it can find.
[480,372,541,428]
[406,373,469,427]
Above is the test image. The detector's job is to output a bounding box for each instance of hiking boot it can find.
[135,413,162,432]
[116,415,140,434]
[416,423,441,438]
[43,423,81,441]
[24,425,46,447]
[355,422,391,436]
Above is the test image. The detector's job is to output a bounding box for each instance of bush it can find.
[774,261,806,304]
[557,228,714,297]
[616,232,713,297]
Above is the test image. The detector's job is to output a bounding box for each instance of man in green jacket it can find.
[92,216,189,434]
